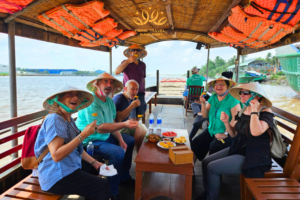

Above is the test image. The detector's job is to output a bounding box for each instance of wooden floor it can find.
[62,104,241,200]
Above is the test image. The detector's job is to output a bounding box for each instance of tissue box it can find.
[169,146,193,165]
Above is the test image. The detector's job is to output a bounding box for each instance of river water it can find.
[0,76,300,122]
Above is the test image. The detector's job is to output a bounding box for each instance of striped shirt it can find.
[34,113,83,191]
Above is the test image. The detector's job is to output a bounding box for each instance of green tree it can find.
[241,55,248,63]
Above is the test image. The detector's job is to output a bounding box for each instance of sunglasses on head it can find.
[239,91,251,95]
[131,49,141,52]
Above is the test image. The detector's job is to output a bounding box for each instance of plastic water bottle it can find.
[149,113,154,128]
[87,141,94,156]
[157,113,162,128]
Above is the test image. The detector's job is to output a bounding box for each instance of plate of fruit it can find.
[173,136,187,144]
[162,131,177,138]
[145,134,161,142]
[157,141,176,149]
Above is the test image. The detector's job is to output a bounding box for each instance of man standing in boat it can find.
[115,44,147,118]
[75,73,137,200]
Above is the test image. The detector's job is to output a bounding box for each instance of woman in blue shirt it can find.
[34,85,110,200]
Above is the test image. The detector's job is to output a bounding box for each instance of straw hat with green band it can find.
[43,85,94,113]
[229,82,272,108]
[123,44,147,58]
[205,76,237,93]
[87,72,123,95]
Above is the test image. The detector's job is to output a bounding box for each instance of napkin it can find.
[100,164,118,176]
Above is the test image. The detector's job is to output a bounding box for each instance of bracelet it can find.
[77,135,82,143]
[251,112,259,115]
[90,159,97,165]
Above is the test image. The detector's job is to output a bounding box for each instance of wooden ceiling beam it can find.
[149,34,159,40]
[208,0,242,32]
[104,5,132,30]
[192,35,200,40]
[4,0,49,23]
[166,4,174,30]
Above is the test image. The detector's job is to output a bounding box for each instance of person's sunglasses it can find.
[65,92,83,99]
[239,91,251,95]
[131,49,141,52]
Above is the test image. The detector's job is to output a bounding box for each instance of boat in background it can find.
[275,45,300,95]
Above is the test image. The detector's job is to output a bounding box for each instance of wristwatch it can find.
[224,131,229,136]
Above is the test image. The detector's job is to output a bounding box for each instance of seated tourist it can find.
[113,79,144,151]
[197,82,273,200]
[75,73,138,200]
[183,67,206,104]
[191,77,241,161]
[34,85,110,200]
[190,71,234,140]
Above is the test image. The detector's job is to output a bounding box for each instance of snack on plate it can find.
[174,136,187,143]
[162,131,177,137]
[159,141,175,149]
[146,134,161,142]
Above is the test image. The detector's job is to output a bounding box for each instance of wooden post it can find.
[235,48,241,84]
[156,70,159,95]
[8,20,18,159]
[187,70,190,79]
[206,45,210,85]
[109,48,112,75]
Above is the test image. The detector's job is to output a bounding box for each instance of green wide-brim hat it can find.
[205,76,237,92]
[87,72,123,95]
[229,82,272,108]
[43,85,94,113]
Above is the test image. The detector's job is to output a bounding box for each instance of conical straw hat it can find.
[86,72,123,95]
[43,85,94,113]
[123,44,147,58]
[205,76,237,92]
[229,82,272,107]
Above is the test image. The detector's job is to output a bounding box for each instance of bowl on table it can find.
[162,131,177,138]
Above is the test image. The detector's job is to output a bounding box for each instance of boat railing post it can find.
[109,48,112,75]
[187,70,189,79]
[156,70,159,95]
[235,48,241,84]
[206,45,210,85]
[8,20,18,159]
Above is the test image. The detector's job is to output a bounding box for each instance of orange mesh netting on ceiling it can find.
[208,0,300,48]
[38,1,136,48]
[0,0,33,14]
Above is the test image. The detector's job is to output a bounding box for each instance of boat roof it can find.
[0,0,300,54]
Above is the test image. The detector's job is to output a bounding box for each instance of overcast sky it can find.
[0,33,276,75]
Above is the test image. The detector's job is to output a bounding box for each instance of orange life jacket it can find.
[38,1,110,38]
[244,0,300,27]
[208,32,248,48]
[229,6,293,45]
[0,0,33,14]
[38,1,136,48]
[221,26,268,48]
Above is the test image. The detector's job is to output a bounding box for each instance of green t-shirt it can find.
[207,93,240,137]
[186,74,205,86]
[76,94,116,146]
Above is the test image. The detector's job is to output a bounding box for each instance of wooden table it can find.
[134,128,194,200]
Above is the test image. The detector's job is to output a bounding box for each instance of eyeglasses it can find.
[214,84,226,87]
[239,91,251,95]
[131,49,141,52]
[65,92,83,99]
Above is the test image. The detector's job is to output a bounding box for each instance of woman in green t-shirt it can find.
[191,77,241,161]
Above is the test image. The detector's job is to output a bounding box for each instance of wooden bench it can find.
[0,174,63,200]
[142,91,157,123]
[244,147,300,200]
[240,106,300,200]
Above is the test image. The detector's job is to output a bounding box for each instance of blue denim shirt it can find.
[34,113,83,191]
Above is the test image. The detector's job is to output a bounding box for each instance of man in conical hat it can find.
[75,72,138,200]
[115,44,147,118]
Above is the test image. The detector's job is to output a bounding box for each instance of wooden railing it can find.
[0,110,48,175]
